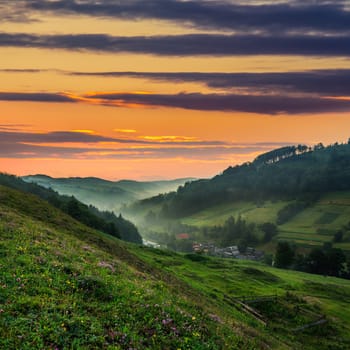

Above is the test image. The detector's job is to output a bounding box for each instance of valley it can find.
[1,184,350,349]
[2,142,350,349]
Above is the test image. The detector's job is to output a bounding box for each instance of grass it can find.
[278,193,350,251]
[134,247,350,349]
[0,186,261,350]
[177,192,350,251]
[181,201,285,227]
[1,185,350,349]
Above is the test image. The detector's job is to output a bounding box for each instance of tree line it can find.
[274,241,349,279]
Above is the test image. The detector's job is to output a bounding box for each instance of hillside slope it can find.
[1,185,350,349]
[0,185,248,349]
[132,142,350,218]
[179,193,350,252]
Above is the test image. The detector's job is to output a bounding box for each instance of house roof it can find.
[176,233,190,240]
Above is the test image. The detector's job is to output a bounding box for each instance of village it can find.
[143,234,265,261]
[192,242,264,261]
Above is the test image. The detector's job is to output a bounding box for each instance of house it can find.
[176,233,190,240]
[192,242,215,254]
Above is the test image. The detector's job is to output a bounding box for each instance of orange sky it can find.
[1,1,350,180]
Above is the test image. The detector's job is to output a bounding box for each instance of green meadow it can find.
[1,185,350,349]
[179,192,350,251]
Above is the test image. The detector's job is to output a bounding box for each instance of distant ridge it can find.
[22,174,195,211]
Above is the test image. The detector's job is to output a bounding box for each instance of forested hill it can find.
[0,173,142,244]
[135,141,350,218]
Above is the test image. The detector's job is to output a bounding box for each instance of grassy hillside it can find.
[1,185,350,349]
[0,185,246,349]
[179,192,350,252]
[278,192,350,250]
[23,175,194,211]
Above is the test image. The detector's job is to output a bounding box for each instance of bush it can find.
[184,253,209,262]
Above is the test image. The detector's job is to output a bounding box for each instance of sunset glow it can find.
[1,1,350,180]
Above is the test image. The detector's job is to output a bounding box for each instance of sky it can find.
[1,0,350,180]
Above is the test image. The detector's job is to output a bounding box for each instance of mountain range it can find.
[22,175,195,212]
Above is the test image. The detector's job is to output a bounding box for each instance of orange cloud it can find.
[141,135,198,142]
[71,129,95,134]
[114,128,137,133]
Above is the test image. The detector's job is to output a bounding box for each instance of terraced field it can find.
[181,201,285,227]
[180,192,350,251]
[279,192,350,250]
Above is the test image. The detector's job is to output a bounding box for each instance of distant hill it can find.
[1,183,350,349]
[0,173,142,244]
[132,142,350,218]
[22,175,195,211]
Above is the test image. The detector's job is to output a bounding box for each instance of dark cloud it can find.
[1,32,350,56]
[88,92,350,115]
[0,130,118,144]
[25,0,350,35]
[4,68,350,97]
[0,141,92,158]
[0,130,226,147]
[2,89,350,114]
[0,142,261,160]
[70,70,350,97]
[0,69,45,73]
[0,92,76,103]
[0,2,33,23]
[0,129,274,160]
[0,143,280,162]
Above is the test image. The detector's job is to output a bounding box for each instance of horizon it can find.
[1,1,350,179]
[11,138,348,182]
[22,173,199,182]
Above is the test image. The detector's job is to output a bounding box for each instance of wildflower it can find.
[162,318,173,326]
[171,326,179,335]
[191,316,196,321]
